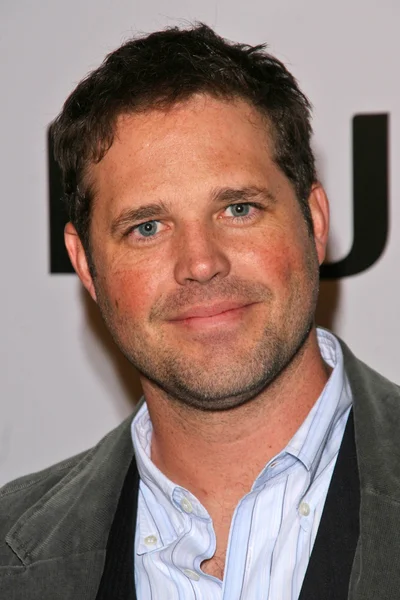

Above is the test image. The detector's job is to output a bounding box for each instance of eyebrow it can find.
[110,186,276,236]
[211,185,277,205]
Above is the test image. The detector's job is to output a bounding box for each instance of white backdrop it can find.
[1,0,399,485]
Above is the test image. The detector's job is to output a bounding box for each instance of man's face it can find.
[68,95,328,411]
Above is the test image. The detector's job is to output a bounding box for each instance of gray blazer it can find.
[1,339,400,599]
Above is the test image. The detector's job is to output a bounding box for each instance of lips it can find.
[169,301,253,321]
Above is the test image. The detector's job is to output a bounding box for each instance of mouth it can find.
[168,301,257,329]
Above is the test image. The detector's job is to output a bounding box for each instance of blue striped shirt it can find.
[131,328,352,599]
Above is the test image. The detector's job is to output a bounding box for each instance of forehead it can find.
[87,95,279,206]
[113,93,270,138]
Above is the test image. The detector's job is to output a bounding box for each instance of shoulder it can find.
[0,449,89,506]
[0,450,91,564]
[339,336,400,399]
[338,336,400,495]
[0,402,143,512]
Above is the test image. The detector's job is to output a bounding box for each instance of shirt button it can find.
[183,568,200,581]
[144,534,157,546]
[180,497,193,513]
[299,502,311,517]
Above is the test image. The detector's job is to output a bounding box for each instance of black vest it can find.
[96,411,360,600]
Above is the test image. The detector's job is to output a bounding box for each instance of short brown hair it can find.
[52,23,316,258]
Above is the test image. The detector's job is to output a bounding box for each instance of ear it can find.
[308,183,330,265]
[64,222,97,302]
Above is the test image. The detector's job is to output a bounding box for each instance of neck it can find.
[142,328,330,507]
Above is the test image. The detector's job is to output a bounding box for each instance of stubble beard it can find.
[139,318,315,412]
[94,249,319,413]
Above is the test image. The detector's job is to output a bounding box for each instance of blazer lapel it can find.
[299,410,360,600]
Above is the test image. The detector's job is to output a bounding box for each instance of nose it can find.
[173,223,231,285]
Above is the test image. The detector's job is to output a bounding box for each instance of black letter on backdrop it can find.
[48,114,389,276]
[320,114,389,279]
[48,127,74,273]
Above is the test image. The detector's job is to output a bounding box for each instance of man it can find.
[0,23,399,600]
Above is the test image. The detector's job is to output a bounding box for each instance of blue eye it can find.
[136,221,159,237]
[228,203,251,217]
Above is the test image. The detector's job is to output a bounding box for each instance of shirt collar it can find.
[132,403,209,521]
[266,328,351,480]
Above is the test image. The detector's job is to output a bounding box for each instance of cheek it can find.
[95,242,170,318]
[97,266,159,322]
[238,229,306,286]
